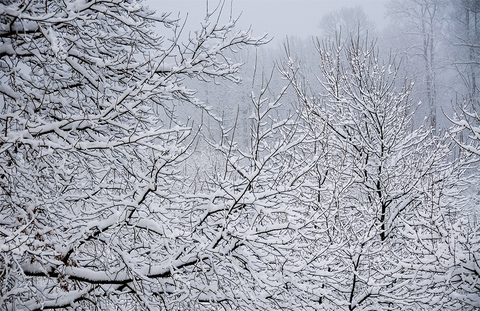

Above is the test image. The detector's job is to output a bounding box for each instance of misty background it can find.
[150,0,389,42]
[145,0,478,143]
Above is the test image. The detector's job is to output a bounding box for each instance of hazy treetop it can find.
[318,6,377,39]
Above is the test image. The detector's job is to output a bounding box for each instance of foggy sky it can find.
[148,0,388,44]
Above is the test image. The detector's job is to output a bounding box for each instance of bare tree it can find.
[387,0,444,133]
[0,1,279,310]
[447,0,480,104]
[280,35,471,310]
[319,6,377,41]
[444,97,480,309]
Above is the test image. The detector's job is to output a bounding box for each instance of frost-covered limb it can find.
[449,100,480,157]
[194,69,334,310]
[279,34,471,310]
[441,99,480,308]
[0,0,273,310]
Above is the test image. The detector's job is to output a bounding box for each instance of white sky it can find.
[146,0,389,44]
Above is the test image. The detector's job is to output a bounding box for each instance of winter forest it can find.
[0,0,479,310]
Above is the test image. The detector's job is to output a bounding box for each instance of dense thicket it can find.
[0,1,479,310]
[281,36,478,310]
[0,0,271,309]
